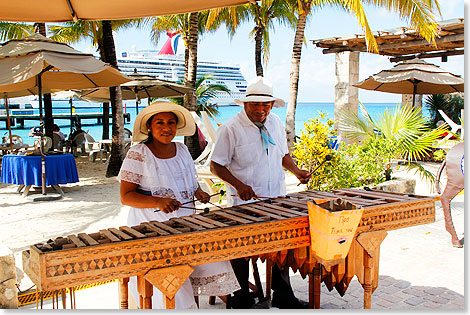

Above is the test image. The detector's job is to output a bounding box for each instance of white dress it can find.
[118,142,240,309]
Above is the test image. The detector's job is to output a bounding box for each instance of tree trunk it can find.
[183,12,202,160]
[254,24,264,77]
[286,13,307,151]
[97,40,110,140]
[35,23,54,139]
[102,20,125,177]
[102,102,110,139]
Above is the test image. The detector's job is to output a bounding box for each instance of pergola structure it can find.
[312,18,464,62]
[309,18,464,142]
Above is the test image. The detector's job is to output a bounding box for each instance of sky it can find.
[73,0,465,104]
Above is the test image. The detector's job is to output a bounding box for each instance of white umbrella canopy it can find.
[77,74,192,103]
[0,0,251,22]
[0,34,130,196]
[0,34,130,98]
[353,58,464,105]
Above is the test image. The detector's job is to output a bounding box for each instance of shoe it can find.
[231,294,255,309]
[252,297,271,309]
[271,293,309,309]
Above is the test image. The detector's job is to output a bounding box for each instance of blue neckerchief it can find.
[254,122,275,152]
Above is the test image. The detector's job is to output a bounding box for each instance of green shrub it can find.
[292,112,337,189]
[292,113,397,191]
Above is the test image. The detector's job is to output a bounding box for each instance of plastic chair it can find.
[2,133,23,145]
[33,136,53,153]
[84,133,107,162]
[52,133,65,151]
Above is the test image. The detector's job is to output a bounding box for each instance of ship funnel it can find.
[158,31,181,55]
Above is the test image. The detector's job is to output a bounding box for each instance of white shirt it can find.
[211,109,289,206]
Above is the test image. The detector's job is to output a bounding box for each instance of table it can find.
[0,143,30,155]
[0,153,79,196]
[99,138,132,151]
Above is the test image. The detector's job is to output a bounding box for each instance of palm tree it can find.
[166,74,231,118]
[338,102,447,183]
[424,93,464,128]
[150,12,208,159]
[0,22,34,41]
[284,0,441,149]
[50,19,140,176]
[208,0,296,76]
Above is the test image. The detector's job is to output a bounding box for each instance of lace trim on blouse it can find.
[190,271,241,296]
[120,170,143,185]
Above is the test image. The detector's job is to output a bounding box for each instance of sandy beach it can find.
[0,155,464,310]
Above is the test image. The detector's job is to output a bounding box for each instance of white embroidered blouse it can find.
[118,142,199,223]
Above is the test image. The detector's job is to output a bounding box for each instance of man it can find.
[210,76,311,308]
[66,121,86,154]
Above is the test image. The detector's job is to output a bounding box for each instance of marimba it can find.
[22,189,436,309]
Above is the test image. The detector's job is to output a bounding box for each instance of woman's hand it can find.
[155,197,181,213]
[194,188,210,204]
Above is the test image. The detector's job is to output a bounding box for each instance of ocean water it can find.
[0,100,429,146]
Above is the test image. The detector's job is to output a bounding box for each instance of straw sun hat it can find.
[234,76,285,108]
[132,101,196,142]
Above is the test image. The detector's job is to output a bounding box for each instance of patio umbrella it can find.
[0,0,251,22]
[76,72,192,114]
[0,34,130,196]
[353,58,464,106]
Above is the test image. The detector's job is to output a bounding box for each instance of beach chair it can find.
[51,133,65,151]
[84,133,108,162]
[70,132,87,156]
[33,136,53,153]
[2,133,23,145]
[438,109,463,143]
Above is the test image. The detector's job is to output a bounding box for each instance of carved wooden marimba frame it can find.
[22,189,436,309]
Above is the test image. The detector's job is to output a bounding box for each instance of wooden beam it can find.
[317,33,464,55]
[390,49,464,62]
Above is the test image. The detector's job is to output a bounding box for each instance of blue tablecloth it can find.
[1,154,79,186]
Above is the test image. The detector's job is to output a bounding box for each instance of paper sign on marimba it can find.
[307,198,364,266]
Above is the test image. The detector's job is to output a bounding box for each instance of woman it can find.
[119,101,240,309]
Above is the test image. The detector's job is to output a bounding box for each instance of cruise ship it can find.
[117,31,247,106]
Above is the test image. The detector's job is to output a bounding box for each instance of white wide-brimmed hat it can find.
[234,76,285,108]
[132,101,196,142]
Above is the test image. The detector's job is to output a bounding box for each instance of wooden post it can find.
[313,263,322,309]
[60,288,66,309]
[356,230,388,309]
[137,275,153,309]
[363,251,373,309]
[119,277,129,309]
[265,260,272,298]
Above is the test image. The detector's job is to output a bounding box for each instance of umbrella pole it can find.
[134,87,139,114]
[69,98,73,135]
[38,74,47,195]
[4,97,14,152]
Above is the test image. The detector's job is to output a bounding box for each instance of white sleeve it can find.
[210,125,235,167]
[118,144,146,185]
[278,121,289,156]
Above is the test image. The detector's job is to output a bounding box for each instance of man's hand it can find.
[195,189,210,204]
[296,169,311,185]
[155,197,181,213]
[235,183,257,201]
